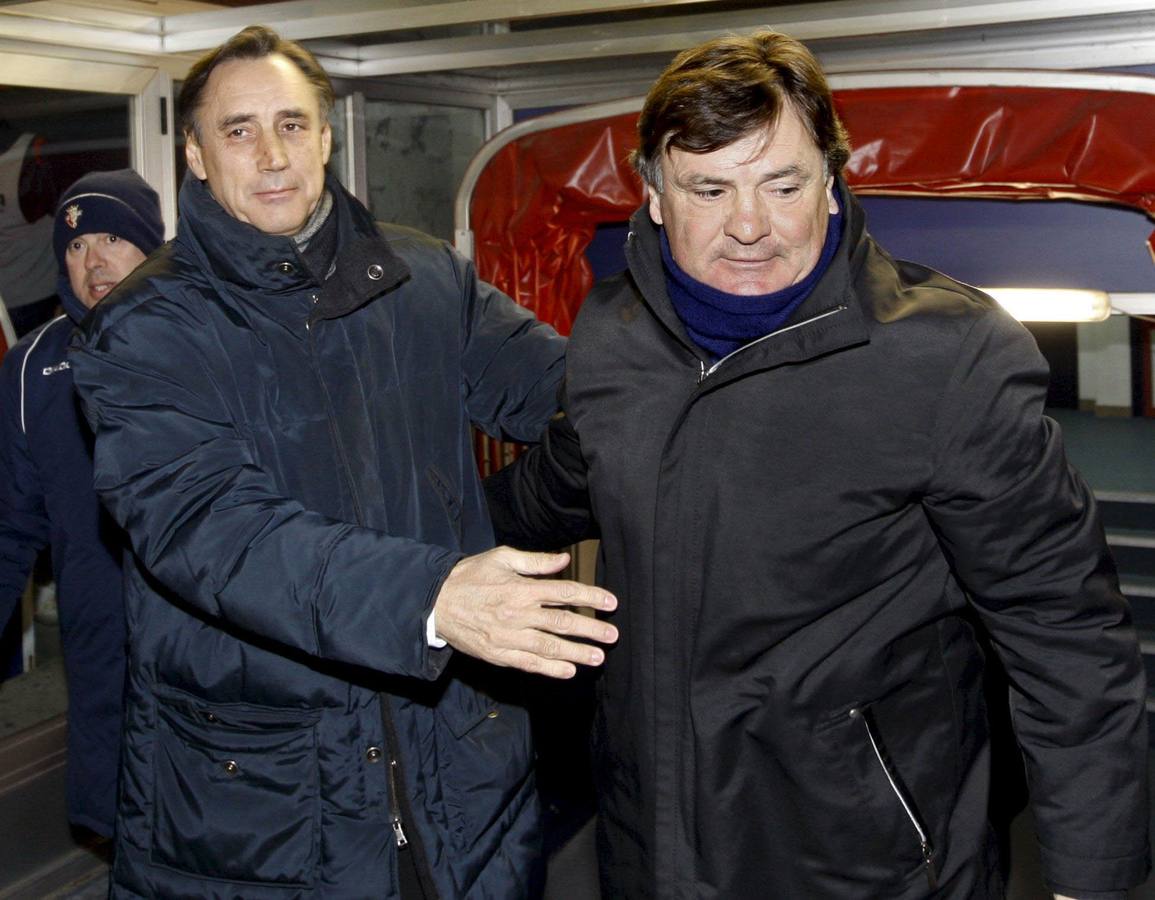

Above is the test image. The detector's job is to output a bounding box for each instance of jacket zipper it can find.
[388,758,409,848]
[379,698,441,897]
[850,706,938,890]
[696,305,846,383]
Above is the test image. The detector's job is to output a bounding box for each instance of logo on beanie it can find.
[64,204,82,229]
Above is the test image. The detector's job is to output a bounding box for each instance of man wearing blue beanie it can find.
[52,169,165,309]
[0,168,163,839]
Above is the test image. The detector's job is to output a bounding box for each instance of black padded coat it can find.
[488,182,1149,899]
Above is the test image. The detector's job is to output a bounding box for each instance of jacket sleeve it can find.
[69,304,461,682]
[0,344,49,631]
[922,308,1149,893]
[484,406,598,550]
[456,253,567,443]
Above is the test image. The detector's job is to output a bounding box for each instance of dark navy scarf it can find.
[661,206,842,361]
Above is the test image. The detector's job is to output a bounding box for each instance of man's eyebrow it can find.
[762,163,808,180]
[217,112,256,130]
[215,108,311,130]
[675,163,810,187]
[678,172,736,187]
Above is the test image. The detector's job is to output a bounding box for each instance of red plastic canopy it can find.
[468,74,1155,337]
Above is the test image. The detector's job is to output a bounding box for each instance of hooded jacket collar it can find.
[626,177,871,380]
[176,170,410,319]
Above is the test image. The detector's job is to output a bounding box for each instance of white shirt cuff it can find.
[426,610,447,649]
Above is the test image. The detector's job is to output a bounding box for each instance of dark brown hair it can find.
[179,25,335,139]
[632,30,851,190]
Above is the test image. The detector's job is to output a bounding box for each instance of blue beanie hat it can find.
[52,169,164,271]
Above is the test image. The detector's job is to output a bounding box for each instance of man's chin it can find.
[247,209,311,238]
[701,261,793,296]
[709,275,789,296]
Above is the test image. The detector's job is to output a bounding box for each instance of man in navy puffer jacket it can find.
[0,169,163,837]
[69,27,617,899]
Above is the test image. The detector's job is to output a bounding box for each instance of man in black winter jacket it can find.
[69,25,617,900]
[487,29,1149,900]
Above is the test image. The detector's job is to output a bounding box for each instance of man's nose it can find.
[84,247,106,270]
[258,130,289,170]
[724,194,772,245]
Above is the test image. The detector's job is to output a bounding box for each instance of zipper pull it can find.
[697,359,706,384]
[921,840,938,890]
[388,757,410,847]
[391,816,409,848]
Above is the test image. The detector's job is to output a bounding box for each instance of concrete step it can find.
[1098,491,1155,532]
[1123,575,1155,598]
[1106,528,1155,549]
[1097,490,1155,503]
[1121,577,1155,622]
[1106,541,1155,579]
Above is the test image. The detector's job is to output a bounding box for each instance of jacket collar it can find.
[626,177,870,379]
[176,170,410,318]
[56,271,90,325]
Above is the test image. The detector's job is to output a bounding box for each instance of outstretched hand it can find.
[433,546,618,679]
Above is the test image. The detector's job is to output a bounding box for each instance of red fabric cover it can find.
[471,84,1155,334]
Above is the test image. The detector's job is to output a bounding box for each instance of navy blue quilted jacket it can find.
[70,172,565,898]
[0,277,125,837]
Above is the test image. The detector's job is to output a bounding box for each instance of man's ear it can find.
[826,174,838,215]
[185,133,207,181]
[320,122,332,166]
[648,186,664,226]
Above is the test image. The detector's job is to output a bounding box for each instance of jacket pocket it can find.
[435,681,534,852]
[150,684,323,888]
[849,704,939,891]
[808,698,945,890]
